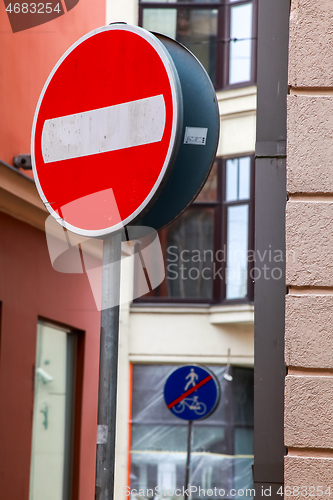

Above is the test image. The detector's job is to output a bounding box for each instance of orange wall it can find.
[0,211,101,499]
[0,3,106,498]
[0,0,106,168]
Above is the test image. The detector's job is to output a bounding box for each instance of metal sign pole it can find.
[185,420,193,499]
[164,366,220,500]
[95,232,122,500]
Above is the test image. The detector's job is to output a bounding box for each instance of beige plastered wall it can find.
[106,4,256,498]
[106,31,256,500]
[286,0,333,490]
[113,88,256,499]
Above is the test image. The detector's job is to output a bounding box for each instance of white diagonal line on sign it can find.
[41,94,166,163]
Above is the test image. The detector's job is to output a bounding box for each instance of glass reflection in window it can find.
[229,3,253,85]
[142,8,218,84]
[226,205,249,299]
[226,156,251,201]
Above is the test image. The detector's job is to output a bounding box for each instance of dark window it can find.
[139,0,257,90]
[130,364,254,499]
[134,155,254,304]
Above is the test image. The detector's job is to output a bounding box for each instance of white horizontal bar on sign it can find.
[41,94,166,163]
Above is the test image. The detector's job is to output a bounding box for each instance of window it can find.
[29,321,78,500]
[135,155,254,304]
[139,0,257,90]
[129,364,254,499]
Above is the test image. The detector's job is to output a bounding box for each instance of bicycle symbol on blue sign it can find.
[164,365,220,421]
[173,395,207,416]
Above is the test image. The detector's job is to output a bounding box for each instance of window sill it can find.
[216,85,257,118]
[130,303,254,325]
[130,304,211,314]
[209,304,254,325]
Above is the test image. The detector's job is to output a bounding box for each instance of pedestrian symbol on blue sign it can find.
[164,365,220,421]
[184,368,199,391]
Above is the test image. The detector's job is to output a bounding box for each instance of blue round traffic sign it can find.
[164,365,220,421]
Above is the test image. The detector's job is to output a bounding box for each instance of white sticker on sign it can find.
[184,127,208,146]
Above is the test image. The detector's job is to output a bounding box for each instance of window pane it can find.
[235,428,253,455]
[229,3,253,85]
[226,204,249,299]
[142,9,177,39]
[29,323,76,500]
[132,364,233,425]
[239,156,251,199]
[177,9,218,84]
[165,207,215,299]
[132,424,188,452]
[233,367,254,425]
[132,365,181,423]
[233,455,255,500]
[132,424,230,454]
[195,161,218,202]
[193,425,228,454]
[130,365,254,499]
[137,207,216,301]
[134,206,216,301]
[226,157,251,201]
[226,158,238,201]
[142,8,218,85]
[125,454,246,500]
[131,451,186,495]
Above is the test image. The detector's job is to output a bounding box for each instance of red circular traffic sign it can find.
[32,25,182,237]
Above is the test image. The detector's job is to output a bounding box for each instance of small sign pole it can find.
[185,420,193,499]
[164,365,221,500]
[95,232,122,500]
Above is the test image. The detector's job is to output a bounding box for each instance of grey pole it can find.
[95,231,122,500]
[254,0,289,497]
[184,420,193,499]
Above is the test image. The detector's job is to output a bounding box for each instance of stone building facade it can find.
[285,0,333,490]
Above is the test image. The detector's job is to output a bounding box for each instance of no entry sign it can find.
[32,25,182,237]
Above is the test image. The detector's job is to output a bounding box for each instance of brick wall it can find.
[286,0,333,492]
